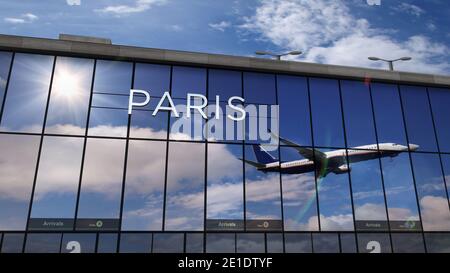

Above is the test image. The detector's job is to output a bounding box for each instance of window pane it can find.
[429,87,450,152]
[1,53,53,133]
[30,137,84,230]
[380,153,421,231]
[371,83,407,146]
[169,99,205,141]
[277,75,311,146]
[172,66,206,98]
[441,154,450,210]
[186,233,203,253]
[93,60,132,95]
[349,149,388,231]
[357,233,391,253]
[0,134,40,230]
[340,233,357,253]
[243,72,276,104]
[424,233,450,253]
[88,107,128,137]
[119,233,152,253]
[122,140,166,231]
[165,142,205,231]
[244,144,282,230]
[284,233,312,253]
[391,233,424,253]
[341,80,377,147]
[206,144,244,230]
[25,233,61,253]
[206,233,235,253]
[236,233,265,253]
[309,78,345,148]
[209,69,242,100]
[312,233,340,253]
[266,233,283,253]
[153,233,184,253]
[1,233,24,253]
[400,86,438,152]
[134,63,170,98]
[411,153,450,231]
[0,52,13,114]
[130,110,168,139]
[91,93,128,108]
[45,57,93,135]
[77,138,125,230]
[97,233,117,253]
[317,149,354,231]
[281,146,318,231]
[61,233,96,253]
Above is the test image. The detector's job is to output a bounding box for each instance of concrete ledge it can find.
[0,34,449,87]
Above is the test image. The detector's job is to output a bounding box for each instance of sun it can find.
[53,68,83,99]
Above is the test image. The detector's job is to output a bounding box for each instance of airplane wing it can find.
[268,130,326,161]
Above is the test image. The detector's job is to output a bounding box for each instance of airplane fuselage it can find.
[257,143,417,175]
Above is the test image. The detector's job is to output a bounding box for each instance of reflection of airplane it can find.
[241,134,419,177]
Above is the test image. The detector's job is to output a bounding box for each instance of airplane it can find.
[241,133,419,177]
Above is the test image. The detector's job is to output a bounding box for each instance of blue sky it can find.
[1,0,449,74]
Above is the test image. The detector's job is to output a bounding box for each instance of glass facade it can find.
[0,50,449,253]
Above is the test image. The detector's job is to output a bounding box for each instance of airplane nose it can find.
[408,144,419,151]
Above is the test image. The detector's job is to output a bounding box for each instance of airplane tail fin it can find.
[252,145,277,164]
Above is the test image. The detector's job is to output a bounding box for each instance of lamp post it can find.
[255,50,302,60]
[368,56,412,71]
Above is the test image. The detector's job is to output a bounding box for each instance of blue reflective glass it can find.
[316,148,354,231]
[130,110,168,139]
[312,233,340,253]
[206,233,235,253]
[31,137,84,222]
[119,233,152,253]
[91,93,129,109]
[277,75,311,146]
[371,83,407,146]
[1,233,24,253]
[122,140,166,231]
[45,57,93,135]
[380,153,421,228]
[152,233,184,253]
[165,142,205,231]
[236,233,265,253]
[97,233,117,253]
[243,72,276,104]
[172,66,206,98]
[348,149,388,231]
[0,134,40,230]
[77,138,125,222]
[0,53,53,133]
[309,78,345,148]
[400,85,438,152]
[357,233,391,253]
[411,153,450,231]
[209,69,242,100]
[61,233,96,253]
[93,60,132,94]
[428,87,450,152]
[341,80,377,147]
[207,144,244,222]
[88,108,128,137]
[244,145,282,222]
[134,63,170,97]
[284,233,312,253]
[281,146,318,231]
[0,51,12,114]
[25,233,61,253]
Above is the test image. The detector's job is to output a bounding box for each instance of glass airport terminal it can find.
[0,34,450,253]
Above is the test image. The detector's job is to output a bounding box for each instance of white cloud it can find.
[0,77,6,90]
[393,3,425,17]
[240,0,449,75]
[66,0,81,6]
[95,0,167,16]
[4,13,38,24]
[209,21,231,32]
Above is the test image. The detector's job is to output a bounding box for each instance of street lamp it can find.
[368,56,412,71]
[255,50,302,60]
